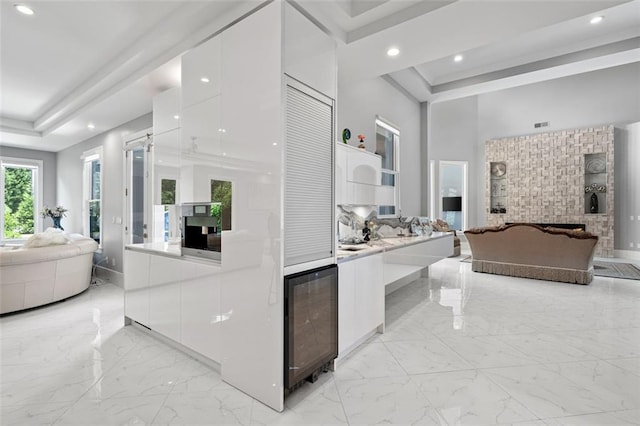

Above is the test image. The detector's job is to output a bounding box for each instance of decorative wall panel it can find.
[485,125,614,257]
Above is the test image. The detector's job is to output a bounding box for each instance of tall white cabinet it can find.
[126,1,336,413]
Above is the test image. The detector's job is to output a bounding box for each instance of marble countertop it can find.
[126,232,453,264]
[337,232,452,263]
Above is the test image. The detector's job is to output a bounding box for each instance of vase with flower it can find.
[41,205,68,230]
[357,134,366,149]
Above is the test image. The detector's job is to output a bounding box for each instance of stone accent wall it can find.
[485,125,614,257]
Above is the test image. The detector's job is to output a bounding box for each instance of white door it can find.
[124,131,153,244]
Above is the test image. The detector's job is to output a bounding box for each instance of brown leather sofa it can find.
[464,223,598,284]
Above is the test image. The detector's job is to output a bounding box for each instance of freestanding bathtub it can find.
[0,234,98,314]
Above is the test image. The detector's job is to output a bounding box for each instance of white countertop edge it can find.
[125,243,224,267]
[125,242,182,257]
[337,232,453,263]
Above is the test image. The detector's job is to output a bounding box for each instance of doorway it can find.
[431,160,468,231]
[124,131,153,244]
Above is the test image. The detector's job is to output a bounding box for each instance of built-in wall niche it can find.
[584,153,607,214]
[489,161,507,214]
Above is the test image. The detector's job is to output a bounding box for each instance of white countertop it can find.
[125,242,182,257]
[336,232,452,263]
[125,232,453,264]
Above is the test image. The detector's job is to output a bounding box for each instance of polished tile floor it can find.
[2,254,639,425]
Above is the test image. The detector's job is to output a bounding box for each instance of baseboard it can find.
[94,265,124,288]
[127,318,221,374]
[614,250,640,262]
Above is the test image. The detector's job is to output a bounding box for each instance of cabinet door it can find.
[124,250,151,326]
[284,82,334,266]
[148,255,183,342]
[181,36,222,109]
[181,261,222,362]
[354,254,384,338]
[347,182,377,205]
[153,87,181,135]
[180,95,222,157]
[335,144,347,205]
[338,261,356,355]
[283,2,336,99]
[347,151,381,185]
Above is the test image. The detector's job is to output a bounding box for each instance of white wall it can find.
[430,62,640,245]
[57,113,152,272]
[0,146,57,231]
[477,63,640,143]
[337,76,422,216]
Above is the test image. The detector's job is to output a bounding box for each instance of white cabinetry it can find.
[335,143,348,205]
[180,95,222,156]
[283,2,336,99]
[148,255,183,343]
[181,262,221,362]
[153,87,181,135]
[338,253,384,356]
[124,249,222,363]
[336,143,381,206]
[181,36,222,109]
[124,250,150,326]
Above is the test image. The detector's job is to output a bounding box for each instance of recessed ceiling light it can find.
[14,4,34,15]
[218,128,226,133]
[272,142,278,146]
[387,47,400,57]
[590,16,604,24]
[454,54,463,62]
[200,77,210,83]
[87,123,95,130]
[173,115,180,120]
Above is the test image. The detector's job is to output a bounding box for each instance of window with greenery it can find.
[158,178,177,242]
[375,118,400,217]
[1,159,41,240]
[161,179,176,205]
[83,149,102,245]
[211,180,232,231]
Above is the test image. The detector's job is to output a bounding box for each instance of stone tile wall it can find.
[485,125,614,257]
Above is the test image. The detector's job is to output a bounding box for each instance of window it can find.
[211,179,232,231]
[375,118,400,217]
[161,179,177,205]
[1,157,43,241]
[158,178,177,242]
[82,148,102,245]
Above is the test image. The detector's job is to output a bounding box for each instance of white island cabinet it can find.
[124,246,222,363]
[336,233,454,360]
[338,253,384,357]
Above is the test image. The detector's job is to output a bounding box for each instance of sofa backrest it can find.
[0,236,98,266]
[465,224,598,270]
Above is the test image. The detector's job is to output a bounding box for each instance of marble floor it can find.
[2,255,639,425]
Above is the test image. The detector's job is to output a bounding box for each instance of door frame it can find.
[430,160,468,231]
[123,129,154,248]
